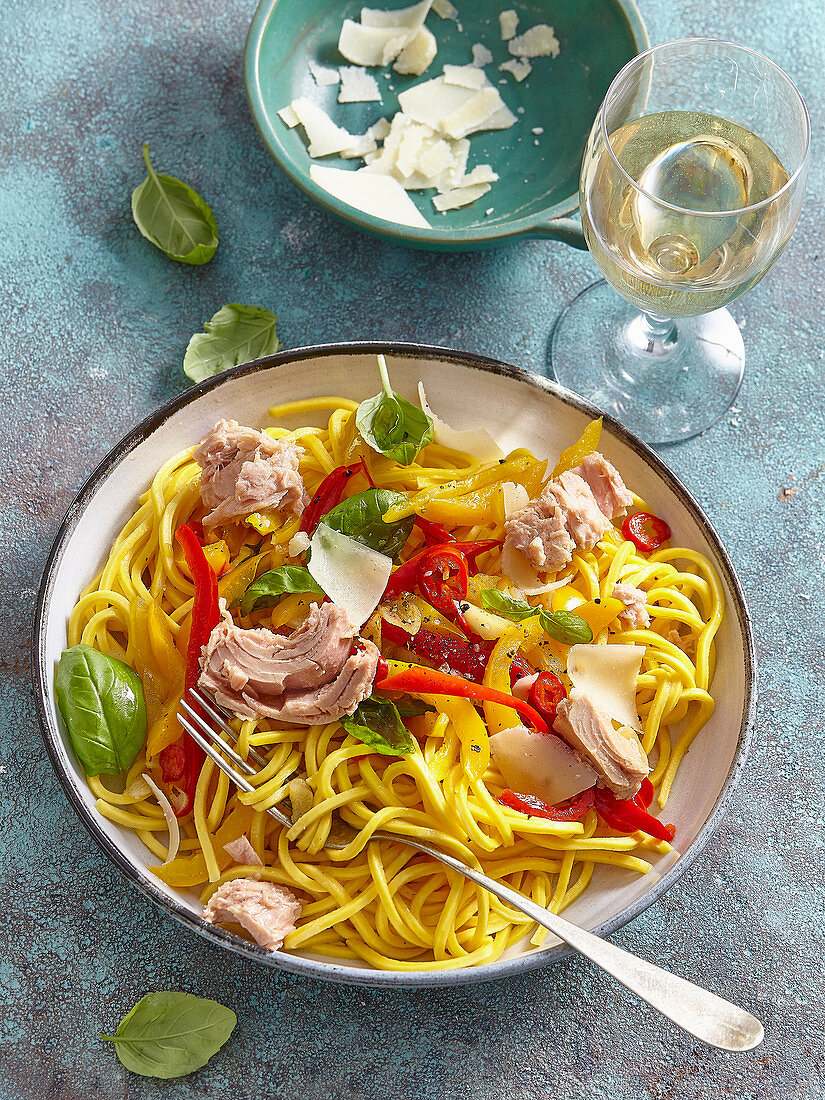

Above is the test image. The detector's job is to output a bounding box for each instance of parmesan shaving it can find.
[142,773,180,866]
[501,541,572,595]
[508,24,560,58]
[360,0,433,30]
[393,25,437,75]
[307,523,393,628]
[501,481,529,517]
[417,382,504,460]
[566,644,645,731]
[499,10,519,40]
[338,66,383,103]
[290,97,358,158]
[432,0,458,18]
[338,20,409,66]
[471,43,493,67]
[309,165,431,228]
[499,58,532,82]
[308,59,340,86]
[277,104,300,128]
[442,63,487,89]
[288,531,311,557]
[433,181,491,210]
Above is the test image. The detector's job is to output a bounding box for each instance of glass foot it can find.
[550,280,745,445]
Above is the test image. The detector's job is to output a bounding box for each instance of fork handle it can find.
[401,839,763,1051]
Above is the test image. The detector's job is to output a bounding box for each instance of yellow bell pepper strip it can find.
[430,696,490,782]
[151,804,257,887]
[573,596,626,637]
[201,539,230,576]
[551,417,603,478]
[218,553,261,607]
[483,619,545,732]
[550,585,586,612]
[376,665,547,733]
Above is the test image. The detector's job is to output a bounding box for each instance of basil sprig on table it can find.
[480,590,593,645]
[340,696,416,756]
[55,645,146,776]
[240,566,324,616]
[131,145,218,265]
[322,488,415,561]
[101,992,236,1079]
[183,304,283,383]
[356,355,434,466]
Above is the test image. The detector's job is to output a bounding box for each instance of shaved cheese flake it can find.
[566,644,645,731]
[499,9,519,40]
[508,24,560,58]
[433,181,490,210]
[499,58,532,82]
[471,43,494,67]
[308,59,340,86]
[288,531,311,557]
[442,63,488,89]
[501,541,572,595]
[339,66,383,103]
[483,103,519,131]
[308,523,393,628]
[398,77,475,129]
[290,97,356,158]
[441,87,505,139]
[310,165,431,228]
[142,773,180,865]
[393,25,437,75]
[432,0,458,18]
[360,0,433,30]
[502,481,529,517]
[368,117,392,140]
[490,725,598,804]
[418,382,503,460]
[278,104,300,128]
[340,134,379,159]
[338,20,409,66]
[460,164,499,186]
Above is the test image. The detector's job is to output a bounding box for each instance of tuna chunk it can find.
[613,583,651,629]
[198,602,380,725]
[222,835,263,867]
[203,879,301,950]
[571,452,634,520]
[553,689,648,800]
[544,470,612,550]
[195,418,306,528]
[504,498,575,572]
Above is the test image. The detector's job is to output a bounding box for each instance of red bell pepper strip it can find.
[593,784,675,842]
[497,786,594,822]
[382,539,501,602]
[621,511,672,553]
[375,665,548,733]
[382,621,493,683]
[415,516,454,545]
[158,523,221,817]
[528,672,567,726]
[300,462,373,534]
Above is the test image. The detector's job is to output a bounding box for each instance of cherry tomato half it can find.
[621,511,672,553]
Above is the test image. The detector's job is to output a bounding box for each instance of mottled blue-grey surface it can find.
[1,0,824,1096]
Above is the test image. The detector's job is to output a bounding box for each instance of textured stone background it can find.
[1,0,823,1096]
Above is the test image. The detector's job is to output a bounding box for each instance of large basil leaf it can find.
[240,566,324,616]
[322,488,415,561]
[55,645,146,776]
[479,590,592,644]
[131,145,218,265]
[340,696,416,756]
[183,304,283,383]
[101,992,236,1079]
[356,355,434,467]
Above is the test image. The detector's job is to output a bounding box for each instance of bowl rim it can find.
[242,0,649,248]
[33,341,756,988]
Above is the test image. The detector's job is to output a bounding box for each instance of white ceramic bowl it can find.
[34,343,756,987]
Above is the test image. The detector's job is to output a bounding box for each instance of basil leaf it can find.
[55,645,146,776]
[183,303,283,383]
[479,591,593,644]
[240,566,324,616]
[538,609,593,645]
[340,696,416,756]
[479,590,536,621]
[131,145,218,265]
[322,488,415,561]
[101,992,236,1079]
[393,695,436,718]
[356,355,434,466]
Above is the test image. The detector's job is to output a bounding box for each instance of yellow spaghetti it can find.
[67,395,723,971]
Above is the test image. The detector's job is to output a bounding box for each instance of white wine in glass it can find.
[552,40,810,444]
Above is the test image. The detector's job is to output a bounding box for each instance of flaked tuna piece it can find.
[544,470,612,550]
[198,603,380,725]
[195,418,306,528]
[504,498,574,572]
[222,835,263,867]
[553,688,648,800]
[571,452,634,521]
[613,583,651,629]
[200,602,356,700]
[203,879,301,950]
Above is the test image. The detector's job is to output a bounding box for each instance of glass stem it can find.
[624,311,678,360]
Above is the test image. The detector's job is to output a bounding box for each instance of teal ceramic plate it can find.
[244,0,648,249]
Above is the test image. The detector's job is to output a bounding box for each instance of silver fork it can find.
[179,686,763,1051]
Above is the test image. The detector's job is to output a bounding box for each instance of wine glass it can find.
[551,39,810,444]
